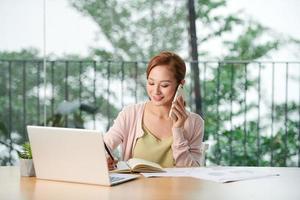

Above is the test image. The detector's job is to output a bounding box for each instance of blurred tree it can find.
[70,0,187,60]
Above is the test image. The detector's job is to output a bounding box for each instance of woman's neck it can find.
[147,101,172,119]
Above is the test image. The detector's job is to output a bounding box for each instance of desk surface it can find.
[1,166,300,200]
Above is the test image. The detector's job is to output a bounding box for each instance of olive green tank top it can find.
[133,124,174,168]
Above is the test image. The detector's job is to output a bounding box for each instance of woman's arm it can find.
[171,115,204,167]
[103,108,128,151]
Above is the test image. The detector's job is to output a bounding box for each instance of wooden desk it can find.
[1,167,299,200]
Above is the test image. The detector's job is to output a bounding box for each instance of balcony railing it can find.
[0,60,300,167]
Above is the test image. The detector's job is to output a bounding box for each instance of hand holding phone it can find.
[169,84,184,120]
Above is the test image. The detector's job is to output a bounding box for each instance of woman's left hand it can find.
[170,96,188,128]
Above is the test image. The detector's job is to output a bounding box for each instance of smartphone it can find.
[169,84,184,119]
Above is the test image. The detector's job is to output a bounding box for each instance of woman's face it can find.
[147,65,178,106]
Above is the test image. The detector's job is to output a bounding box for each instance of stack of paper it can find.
[141,167,279,183]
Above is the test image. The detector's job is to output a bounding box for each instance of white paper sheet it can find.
[141,167,279,183]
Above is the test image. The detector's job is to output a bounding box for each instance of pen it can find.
[103,142,117,167]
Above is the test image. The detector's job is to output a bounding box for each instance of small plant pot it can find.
[19,159,36,177]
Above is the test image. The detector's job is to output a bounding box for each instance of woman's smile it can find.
[152,95,164,101]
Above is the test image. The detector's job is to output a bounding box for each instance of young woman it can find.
[104,51,204,169]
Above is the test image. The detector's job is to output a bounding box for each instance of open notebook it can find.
[112,158,165,173]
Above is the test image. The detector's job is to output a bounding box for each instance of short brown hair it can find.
[146,51,186,84]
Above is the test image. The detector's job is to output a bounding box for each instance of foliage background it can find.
[0,0,299,166]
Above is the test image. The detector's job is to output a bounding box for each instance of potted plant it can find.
[18,142,35,177]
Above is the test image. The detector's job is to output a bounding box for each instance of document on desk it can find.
[141,167,280,183]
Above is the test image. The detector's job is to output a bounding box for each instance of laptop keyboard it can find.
[110,176,126,183]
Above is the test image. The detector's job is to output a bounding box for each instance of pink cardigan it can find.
[103,101,204,167]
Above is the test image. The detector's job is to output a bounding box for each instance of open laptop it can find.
[27,126,139,186]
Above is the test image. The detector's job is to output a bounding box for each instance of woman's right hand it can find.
[107,156,118,170]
